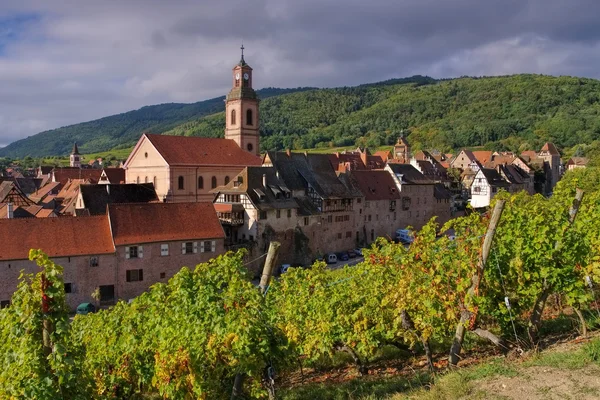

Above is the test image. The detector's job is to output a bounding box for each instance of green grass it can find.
[279,372,432,400]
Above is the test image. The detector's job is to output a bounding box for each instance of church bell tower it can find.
[225,45,260,156]
[70,142,81,168]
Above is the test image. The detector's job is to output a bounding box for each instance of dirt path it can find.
[474,364,600,399]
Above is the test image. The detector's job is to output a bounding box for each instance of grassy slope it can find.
[279,335,600,400]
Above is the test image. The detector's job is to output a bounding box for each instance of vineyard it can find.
[1,167,600,399]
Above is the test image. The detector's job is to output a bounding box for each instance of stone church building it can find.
[124,49,262,202]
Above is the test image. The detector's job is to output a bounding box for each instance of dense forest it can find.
[3,74,600,158]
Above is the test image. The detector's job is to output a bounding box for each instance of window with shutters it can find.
[259,210,267,219]
[128,246,138,258]
[304,217,309,226]
[89,256,99,267]
[276,210,281,218]
[183,242,194,254]
[287,209,292,218]
[126,269,144,282]
[203,240,212,252]
[160,244,169,256]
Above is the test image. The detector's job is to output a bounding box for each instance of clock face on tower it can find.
[243,73,249,80]
[235,73,240,80]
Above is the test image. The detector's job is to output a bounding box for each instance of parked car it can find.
[336,251,349,261]
[326,253,338,264]
[347,249,357,258]
[395,229,414,245]
[354,248,363,256]
[76,302,96,315]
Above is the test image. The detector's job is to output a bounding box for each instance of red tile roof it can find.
[541,142,560,156]
[472,151,493,165]
[53,168,102,185]
[144,133,262,166]
[0,215,114,260]
[109,202,225,246]
[351,170,401,201]
[374,150,393,162]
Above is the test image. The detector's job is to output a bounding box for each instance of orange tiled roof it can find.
[109,202,225,246]
[472,151,493,165]
[0,215,114,260]
[52,168,102,185]
[144,133,262,166]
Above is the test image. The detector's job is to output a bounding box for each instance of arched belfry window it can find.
[231,109,236,125]
[211,176,217,189]
[225,176,230,185]
[198,176,204,189]
[178,176,184,190]
[246,109,253,126]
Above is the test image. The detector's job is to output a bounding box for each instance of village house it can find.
[0,216,116,310]
[469,168,510,208]
[349,170,401,242]
[76,183,158,215]
[124,51,262,202]
[566,157,589,170]
[108,202,225,302]
[384,163,452,230]
[212,151,365,269]
[0,202,225,310]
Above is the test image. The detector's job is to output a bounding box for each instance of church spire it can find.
[72,142,80,155]
[239,43,247,66]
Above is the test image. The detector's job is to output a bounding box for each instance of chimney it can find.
[6,203,13,219]
[262,174,267,188]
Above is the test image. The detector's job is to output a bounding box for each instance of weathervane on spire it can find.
[240,43,245,63]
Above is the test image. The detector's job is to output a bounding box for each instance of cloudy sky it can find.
[1,0,599,148]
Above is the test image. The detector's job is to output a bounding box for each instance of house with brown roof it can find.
[384,163,451,229]
[108,202,225,301]
[0,215,116,309]
[258,152,364,259]
[51,167,103,185]
[0,202,226,310]
[0,181,34,207]
[566,157,589,171]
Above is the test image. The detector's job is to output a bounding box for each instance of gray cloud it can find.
[1,0,600,147]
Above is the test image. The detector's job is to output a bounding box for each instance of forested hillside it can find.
[0,87,312,158]
[3,74,600,158]
[167,74,600,153]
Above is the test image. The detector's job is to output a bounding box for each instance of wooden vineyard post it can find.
[449,200,505,367]
[231,241,281,400]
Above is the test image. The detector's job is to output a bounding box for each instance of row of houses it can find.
[0,202,225,310]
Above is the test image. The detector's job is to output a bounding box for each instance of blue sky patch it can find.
[0,13,41,56]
